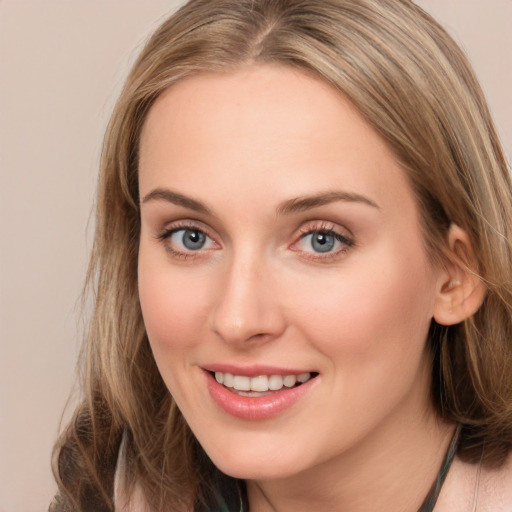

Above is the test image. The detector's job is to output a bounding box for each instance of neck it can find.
[247,396,456,512]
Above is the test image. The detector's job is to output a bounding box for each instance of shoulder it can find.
[478,451,512,511]
[436,451,512,512]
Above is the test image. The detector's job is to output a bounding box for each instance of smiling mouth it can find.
[211,371,319,396]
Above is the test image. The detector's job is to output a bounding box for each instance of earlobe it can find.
[433,224,486,326]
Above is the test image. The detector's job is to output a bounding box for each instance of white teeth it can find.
[233,375,251,391]
[214,371,313,392]
[223,373,234,388]
[283,375,296,387]
[297,372,311,383]
[250,375,269,392]
[268,375,283,390]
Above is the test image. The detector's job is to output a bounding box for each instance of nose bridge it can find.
[211,243,285,345]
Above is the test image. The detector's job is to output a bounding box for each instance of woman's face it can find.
[138,65,444,480]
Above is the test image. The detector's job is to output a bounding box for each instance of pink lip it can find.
[203,369,318,421]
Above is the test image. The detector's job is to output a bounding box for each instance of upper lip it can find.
[202,364,316,377]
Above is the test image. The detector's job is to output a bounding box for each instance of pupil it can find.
[312,232,334,253]
[183,230,205,250]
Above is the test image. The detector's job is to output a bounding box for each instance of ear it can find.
[433,224,486,326]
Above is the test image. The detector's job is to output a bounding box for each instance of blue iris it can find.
[181,229,206,250]
[310,232,336,253]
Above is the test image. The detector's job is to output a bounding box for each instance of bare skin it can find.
[435,453,512,512]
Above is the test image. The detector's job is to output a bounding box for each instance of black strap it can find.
[418,424,461,512]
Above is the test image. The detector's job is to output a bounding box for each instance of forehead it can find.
[138,64,415,221]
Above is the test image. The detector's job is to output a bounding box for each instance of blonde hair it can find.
[52,0,512,510]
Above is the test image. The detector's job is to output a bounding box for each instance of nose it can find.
[210,251,286,346]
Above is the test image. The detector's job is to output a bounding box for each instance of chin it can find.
[214,459,297,481]
[203,441,311,481]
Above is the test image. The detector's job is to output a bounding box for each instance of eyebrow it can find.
[276,190,380,215]
[140,187,379,216]
[141,188,212,215]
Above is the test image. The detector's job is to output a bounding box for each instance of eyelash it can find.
[294,221,354,262]
[156,221,217,261]
[156,221,354,262]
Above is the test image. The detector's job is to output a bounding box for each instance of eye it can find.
[158,225,218,258]
[291,222,354,261]
[301,231,340,253]
[171,228,211,251]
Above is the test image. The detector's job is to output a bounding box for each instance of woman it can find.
[51,0,512,510]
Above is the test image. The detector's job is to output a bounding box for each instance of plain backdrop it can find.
[0,1,510,511]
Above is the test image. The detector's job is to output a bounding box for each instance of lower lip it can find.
[205,371,317,421]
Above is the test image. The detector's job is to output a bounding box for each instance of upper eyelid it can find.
[158,219,214,236]
[155,219,354,248]
[296,220,353,239]
[291,220,355,252]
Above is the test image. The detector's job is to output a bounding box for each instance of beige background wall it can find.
[0,1,510,511]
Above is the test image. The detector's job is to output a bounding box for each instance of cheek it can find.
[138,254,212,358]
[289,247,436,366]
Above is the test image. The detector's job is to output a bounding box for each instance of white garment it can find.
[114,434,150,512]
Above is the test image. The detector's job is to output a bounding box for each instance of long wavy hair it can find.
[51,0,512,510]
